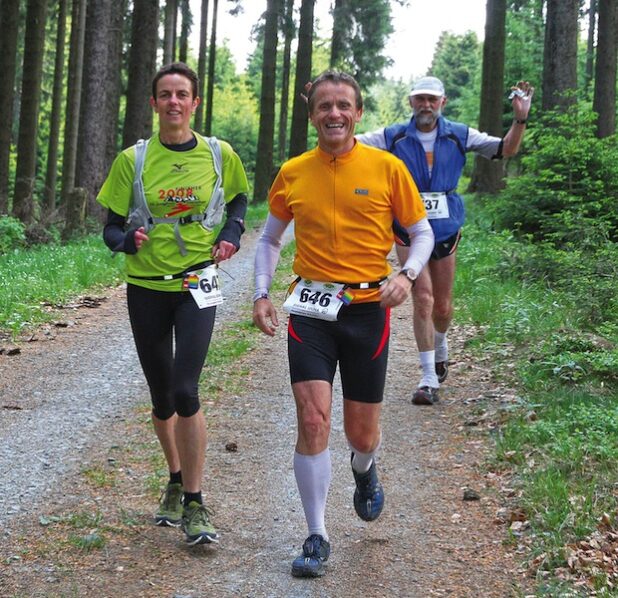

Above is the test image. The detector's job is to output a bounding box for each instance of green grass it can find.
[0,203,271,338]
[456,197,618,594]
[0,235,123,336]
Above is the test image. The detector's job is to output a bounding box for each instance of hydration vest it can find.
[127,135,224,256]
[384,117,469,242]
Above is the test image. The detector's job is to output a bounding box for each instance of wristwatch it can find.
[253,291,269,302]
[398,268,417,286]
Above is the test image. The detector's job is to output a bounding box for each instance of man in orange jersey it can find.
[252,71,434,578]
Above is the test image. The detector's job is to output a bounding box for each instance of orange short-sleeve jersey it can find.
[269,142,426,302]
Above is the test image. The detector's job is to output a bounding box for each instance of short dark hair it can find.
[152,62,199,99]
[307,71,363,113]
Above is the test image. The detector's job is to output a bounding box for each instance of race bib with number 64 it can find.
[184,264,224,309]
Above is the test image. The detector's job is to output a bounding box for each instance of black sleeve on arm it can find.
[491,139,504,160]
[214,193,248,250]
[103,209,138,254]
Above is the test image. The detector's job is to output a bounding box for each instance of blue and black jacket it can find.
[384,116,468,242]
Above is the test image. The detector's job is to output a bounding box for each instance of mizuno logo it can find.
[172,162,188,172]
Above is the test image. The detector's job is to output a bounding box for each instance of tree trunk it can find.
[61,187,88,241]
[122,0,159,148]
[75,0,115,221]
[178,0,192,64]
[205,0,219,136]
[194,0,209,133]
[104,0,127,171]
[468,0,506,194]
[330,0,348,69]
[0,0,20,215]
[253,0,279,204]
[13,0,49,225]
[542,0,578,111]
[585,0,598,95]
[61,0,87,209]
[288,0,314,158]
[593,0,617,138]
[278,0,295,163]
[43,0,68,216]
[163,0,178,65]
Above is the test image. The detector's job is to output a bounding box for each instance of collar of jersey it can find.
[315,140,359,165]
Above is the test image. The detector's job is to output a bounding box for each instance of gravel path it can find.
[0,226,522,597]
[0,227,277,525]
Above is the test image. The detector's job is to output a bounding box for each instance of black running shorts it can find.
[393,220,461,261]
[287,302,390,404]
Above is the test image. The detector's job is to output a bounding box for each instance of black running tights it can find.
[127,284,216,419]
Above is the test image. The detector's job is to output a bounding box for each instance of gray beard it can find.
[414,108,441,127]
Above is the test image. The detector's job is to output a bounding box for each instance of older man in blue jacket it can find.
[358,76,533,404]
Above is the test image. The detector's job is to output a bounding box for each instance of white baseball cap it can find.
[409,76,445,97]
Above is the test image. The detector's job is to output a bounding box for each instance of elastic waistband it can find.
[342,278,388,289]
[128,260,214,281]
[294,276,387,289]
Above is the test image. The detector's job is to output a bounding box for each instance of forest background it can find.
[0,0,618,594]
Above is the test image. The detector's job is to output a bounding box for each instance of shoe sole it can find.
[185,532,220,546]
[292,567,326,577]
[291,563,327,578]
[155,517,182,527]
[412,390,439,405]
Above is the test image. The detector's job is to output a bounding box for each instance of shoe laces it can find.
[356,464,379,494]
[160,484,183,510]
[303,534,327,558]
[186,502,215,526]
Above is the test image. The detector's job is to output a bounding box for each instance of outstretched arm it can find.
[502,80,535,157]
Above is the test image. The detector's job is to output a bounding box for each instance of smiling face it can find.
[150,73,200,136]
[309,81,363,155]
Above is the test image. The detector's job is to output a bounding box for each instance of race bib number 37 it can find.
[283,280,345,321]
[422,192,449,219]
[185,264,224,309]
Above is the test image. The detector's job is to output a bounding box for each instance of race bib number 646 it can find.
[283,279,345,321]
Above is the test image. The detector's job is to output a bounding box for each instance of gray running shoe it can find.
[154,482,183,527]
[291,534,331,578]
[412,386,439,405]
[352,458,384,521]
[182,501,220,545]
[435,360,449,383]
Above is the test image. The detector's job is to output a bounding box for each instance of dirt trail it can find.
[0,228,522,597]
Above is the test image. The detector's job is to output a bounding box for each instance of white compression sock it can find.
[434,331,448,362]
[419,350,439,388]
[293,449,331,540]
[349,436,382,474]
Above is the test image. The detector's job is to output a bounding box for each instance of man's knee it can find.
[299,410,330,440]
[173,388,201,418]
[348,435,377,454]
[152,404,175,420]
[413,286,434,318]
[433,296,453,321]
